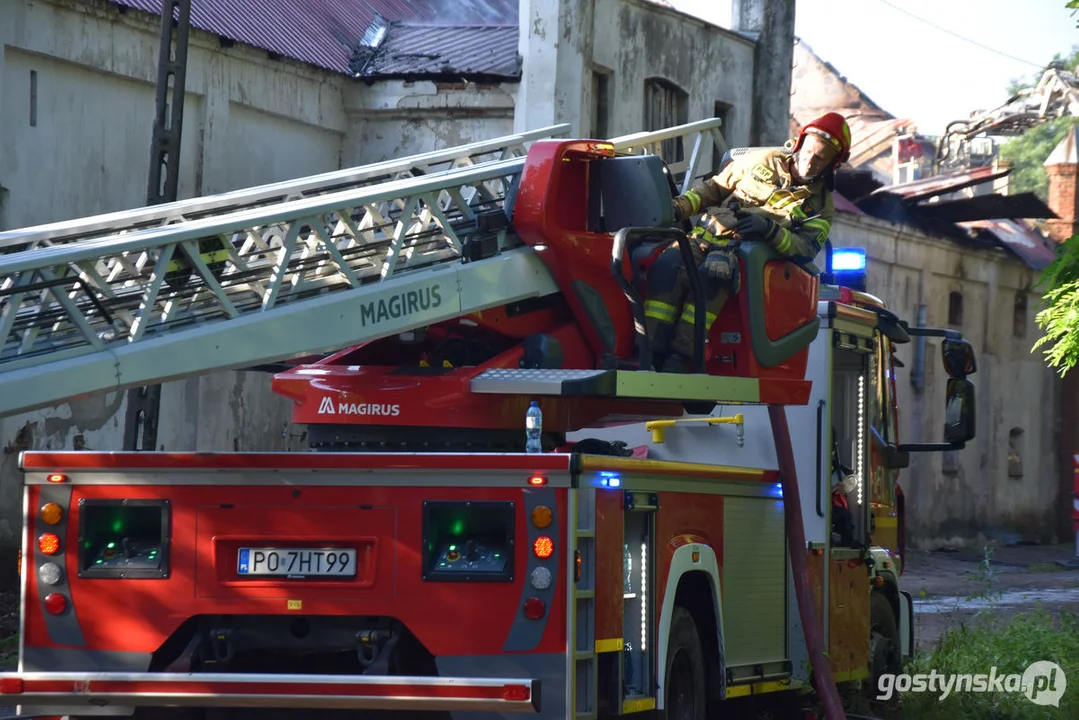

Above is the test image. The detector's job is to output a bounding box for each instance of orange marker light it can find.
[40,503,63,525]
[38,533,60,555]
[533,536,554,559]
[531,506,553,529]
[528,476,547,486]
[47,474,67,483]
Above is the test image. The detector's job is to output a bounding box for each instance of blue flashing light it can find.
[770,482,784,498]
[599,472,621,488]
[832,247,866,272]
[828,247,867,291]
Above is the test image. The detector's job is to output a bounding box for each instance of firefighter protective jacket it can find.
[673,148,835,262]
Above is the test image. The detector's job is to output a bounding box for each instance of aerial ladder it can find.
[0,119,727,417]
[935,61,1079,172]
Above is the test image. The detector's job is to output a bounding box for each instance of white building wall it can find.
[830,213,1057,548]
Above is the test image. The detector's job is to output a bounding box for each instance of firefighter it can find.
[643,112,852,372]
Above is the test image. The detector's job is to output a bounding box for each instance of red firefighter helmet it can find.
[793,112,852,171]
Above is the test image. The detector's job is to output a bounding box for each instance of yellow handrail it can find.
[644,414,745,446]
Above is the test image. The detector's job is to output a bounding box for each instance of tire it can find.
[869,591,903,695]
[660,606,706,720]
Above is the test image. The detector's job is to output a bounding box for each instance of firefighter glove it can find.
[734,213,775,241]
[699,251,734,283]
[672,199,686,223]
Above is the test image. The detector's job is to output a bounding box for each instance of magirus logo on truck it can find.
[358,283,442,328]
[317,396,401,416]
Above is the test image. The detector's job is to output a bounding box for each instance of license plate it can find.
[237,547,357,577]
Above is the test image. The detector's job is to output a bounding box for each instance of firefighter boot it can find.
[643,246,690,370]
[669,248,738,370]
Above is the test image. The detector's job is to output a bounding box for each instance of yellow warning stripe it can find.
[595,637,624,653]
[580,456,766,482]
[725,679,794,698]
[622,697,656,714]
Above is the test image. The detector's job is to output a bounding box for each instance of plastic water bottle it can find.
[525,401,543,453]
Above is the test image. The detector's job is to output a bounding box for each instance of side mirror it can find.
[883,444,910,470]
[942,338,977,377]
[944,377,976,444]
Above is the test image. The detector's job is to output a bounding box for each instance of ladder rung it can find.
[575,651,597,662]
[575,590,595,600]
[576,530,595,538]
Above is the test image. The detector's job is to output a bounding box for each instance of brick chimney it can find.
[1044,126,1079,243]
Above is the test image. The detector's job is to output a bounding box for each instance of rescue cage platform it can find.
[469,368,810,405]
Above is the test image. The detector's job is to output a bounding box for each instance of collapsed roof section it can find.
[109,0,520,79]
[351,20,521,81]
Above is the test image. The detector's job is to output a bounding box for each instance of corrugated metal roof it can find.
[358,25,520,78]
[913,192,1056,223]
[110,0,517,75]
[871,165,1009,202]
[960,219,1058,270]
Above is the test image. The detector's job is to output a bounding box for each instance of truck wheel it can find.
[660,606,706,720]
[870,591,902,692]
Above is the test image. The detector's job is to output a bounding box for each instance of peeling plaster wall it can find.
[831,213,1057,549]
[592,0,756,149]
[0,0,348,567]
[0,0,347,227]
[517,0,761,156]
[343,80,517,165]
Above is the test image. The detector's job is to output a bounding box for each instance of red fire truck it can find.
[0,119,977,720]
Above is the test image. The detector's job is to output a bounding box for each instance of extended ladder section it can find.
[0,124,571,252]
[0,120,727,415]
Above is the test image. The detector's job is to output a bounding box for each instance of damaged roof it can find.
[354,24,521,79]
[836,164,1058,270]
[960,219,1058,270]
[870,165,1010,202]
[109,0,518,77]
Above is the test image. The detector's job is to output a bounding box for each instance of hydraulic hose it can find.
[768,404,847,720]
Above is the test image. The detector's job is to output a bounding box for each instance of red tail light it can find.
[523,597,545,620]
[44,593,67,615]
[503,684,530,701]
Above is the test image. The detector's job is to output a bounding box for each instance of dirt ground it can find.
[900,541,1079,651]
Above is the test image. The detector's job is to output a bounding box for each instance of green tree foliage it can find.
[1034,236,1079,376]
[1030,7,1079,375]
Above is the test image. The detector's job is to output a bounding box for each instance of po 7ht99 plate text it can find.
[237,548,357,577]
